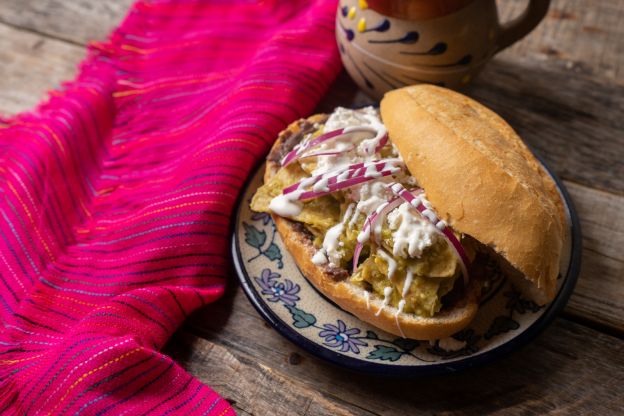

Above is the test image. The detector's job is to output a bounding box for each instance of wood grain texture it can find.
[2,1,622,190]
[497,0,624,82]
[179,286,624,416]
[2,0,622,80]
[165,331,369,416]
[0,23,84,115]
[565,182,624,333]
[0,0,134,45]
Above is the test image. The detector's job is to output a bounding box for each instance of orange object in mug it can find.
[336,0,550,98]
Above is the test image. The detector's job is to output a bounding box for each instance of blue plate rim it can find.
[231,151,582,377]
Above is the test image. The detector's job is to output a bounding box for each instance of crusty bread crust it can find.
[274,214,480,340]
[263,114,480,340]
[381,85,565,304]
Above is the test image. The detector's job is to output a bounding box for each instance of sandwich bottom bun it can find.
[274,214,482,340]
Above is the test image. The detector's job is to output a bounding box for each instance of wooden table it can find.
[1,1,622,414]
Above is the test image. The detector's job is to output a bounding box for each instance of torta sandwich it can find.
[250,85,565,340]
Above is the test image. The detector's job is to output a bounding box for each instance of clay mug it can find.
[336,0,550,99]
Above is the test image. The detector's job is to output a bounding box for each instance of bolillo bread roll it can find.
[252,85,565,340]
[381,85,565,304]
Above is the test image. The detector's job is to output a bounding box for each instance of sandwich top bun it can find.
[381,85,565,304]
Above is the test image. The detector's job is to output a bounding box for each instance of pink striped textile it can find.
[0,0,341,414]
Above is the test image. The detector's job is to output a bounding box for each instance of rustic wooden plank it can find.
[0,23,84,115]
[164,331,371,416]
[0,0,133,46]
[567,183,624,262]
[567,251,623,334]
[0,1,621,415]
[466,59,624,194]
[179,299,624,415]
[497,0,624,82]
[565,182,624,333]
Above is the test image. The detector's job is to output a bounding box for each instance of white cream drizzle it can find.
[315,202,356,267]
[402,268,414,298]
[421,208,437,223]
[312,176,330,192]
[272,157,401,220]
[311,106,387,176]
[311,250,328,265]
[268,192,303,217]
[356,226,371,244]
[268,175,318,217]
[321,222,344,267]
[376,248,397,280]
[395,299,406,338]
[364,290,370,310]
[342,203,355,226]
[387,202,439,259]
[350,180,394,217]
[375,286,393,316]
[348,204,361,228]
[372,203,388,242]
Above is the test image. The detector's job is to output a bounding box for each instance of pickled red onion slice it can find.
[282,160,371,195]
[352,196,402,272]
[281,159,403,200]
[281,126,388,167]
[389,183,471,285]
[295,148,355,161]
[298,168,399,200]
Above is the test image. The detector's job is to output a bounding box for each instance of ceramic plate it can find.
[232,156,581,375]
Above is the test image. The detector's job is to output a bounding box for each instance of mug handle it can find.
[496,0,551,53]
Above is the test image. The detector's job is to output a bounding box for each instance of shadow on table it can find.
[182,269,240,336]
[319,319,581,414]
[173,281,584,414]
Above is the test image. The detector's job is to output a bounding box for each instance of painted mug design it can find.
[337,0,550,97]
